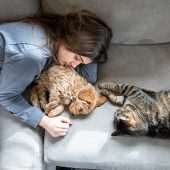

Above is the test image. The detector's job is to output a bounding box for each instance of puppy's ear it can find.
[96,95,106,107]
[78,88,95,103]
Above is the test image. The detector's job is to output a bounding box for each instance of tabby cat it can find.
[98,82,170,138]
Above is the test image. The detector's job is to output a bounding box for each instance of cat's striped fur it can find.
[99,82,170,138]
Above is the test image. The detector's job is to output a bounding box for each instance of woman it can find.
[0,10,112,137]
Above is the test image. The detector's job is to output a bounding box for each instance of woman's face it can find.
[57,44,92,68]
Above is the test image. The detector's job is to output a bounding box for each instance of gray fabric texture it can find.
[1,0,170,169]
[44,43,170,170]
[0,0,41,22]
[42,0,170,44]
[0,107,45,170]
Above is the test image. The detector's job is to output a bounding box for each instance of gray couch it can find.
[1,0,170,170]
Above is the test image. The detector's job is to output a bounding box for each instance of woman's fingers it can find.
[44,116,72,137]
[57,132,67,136]
[58,116,72,124]
[55,127,69,133]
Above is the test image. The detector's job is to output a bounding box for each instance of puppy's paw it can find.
[44,101,59,114]
[48,105,64,118]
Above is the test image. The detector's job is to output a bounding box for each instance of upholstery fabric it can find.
[44,43,170,170]
[0,0,41,22]
[42,0,170,44]
[0,106,45,170]
[1,0,170,170]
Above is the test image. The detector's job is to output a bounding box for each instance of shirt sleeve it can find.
[0,46,47,128]
[75,62,98,84]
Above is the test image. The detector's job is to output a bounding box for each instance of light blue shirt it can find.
[0,22,51,127]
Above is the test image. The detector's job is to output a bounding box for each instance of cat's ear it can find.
[117,114,130,122]
[117,114,137,126]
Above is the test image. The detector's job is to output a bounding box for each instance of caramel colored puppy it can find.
[30,65,106,117]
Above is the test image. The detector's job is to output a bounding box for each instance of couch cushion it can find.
[44,43,170,170]
[98,43,170,89]
[0,107,45,170]
[42,0,170,44]
[0,0,41,22]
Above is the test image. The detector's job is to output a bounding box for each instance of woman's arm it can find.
[0,47,47,128]
[0,46,72,137]
[75,62,98,84]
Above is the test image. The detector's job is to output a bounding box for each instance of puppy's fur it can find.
[30,65,106,117]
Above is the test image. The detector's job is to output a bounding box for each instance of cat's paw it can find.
[98,82,108,89]
[100,89,110,96]
[98,82,117,90]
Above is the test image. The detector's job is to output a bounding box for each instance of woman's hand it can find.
[39,115,72,137]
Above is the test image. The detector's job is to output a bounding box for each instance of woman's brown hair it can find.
[22,10,112,64]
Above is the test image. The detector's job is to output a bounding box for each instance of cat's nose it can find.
[111,129,120,136]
